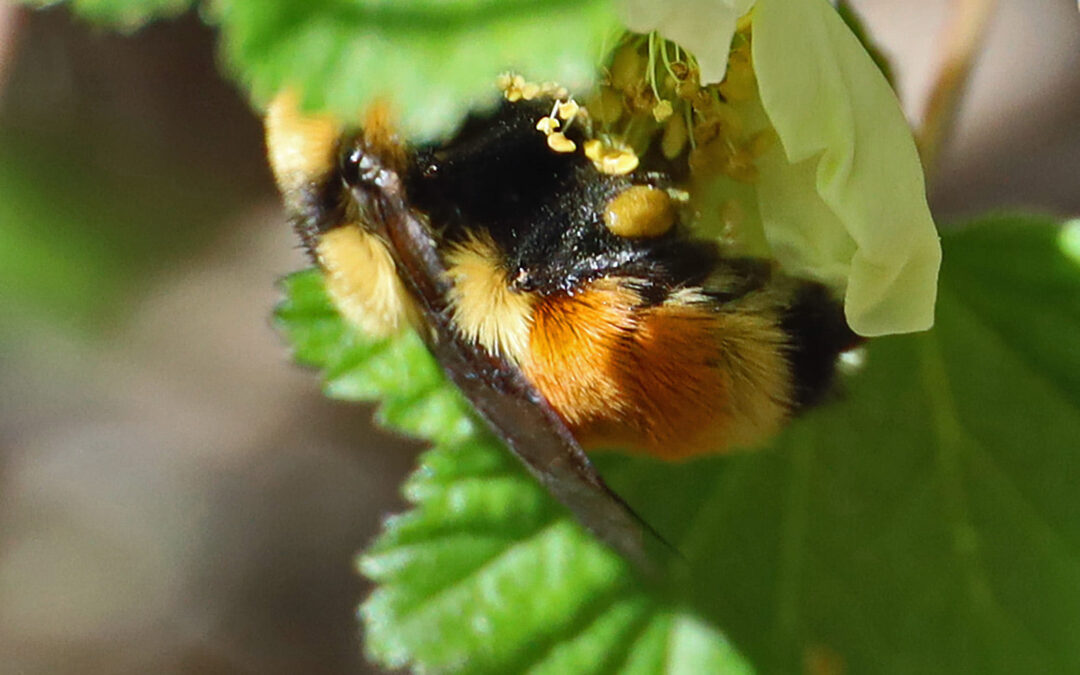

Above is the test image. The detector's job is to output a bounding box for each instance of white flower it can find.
[618,0,941,336]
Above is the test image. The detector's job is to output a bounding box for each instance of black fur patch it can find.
[780,282,861,409]
[402,99,719,300]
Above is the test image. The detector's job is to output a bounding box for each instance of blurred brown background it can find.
[0,1,1076,673]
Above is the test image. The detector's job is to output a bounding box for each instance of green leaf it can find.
[210,0,621,141]
[604,214,1080,672]
[275,272,755,673]
[30,0,618,137]
[276,213,1080,672]
[24,0,195,29]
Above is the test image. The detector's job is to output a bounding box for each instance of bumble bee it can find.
[265,87,859,563]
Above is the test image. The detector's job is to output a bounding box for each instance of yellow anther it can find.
[535,116,560,135]
[541,82,570,99]
[661,111,688,159]
[584,139,639,175]
[502,74,537,102]
[556,99,580,121]
[713,101,744,136]
[587,87,624,125]
[610,44,645,92]
[691,90,720,116]
[547,132,577,153]
[719,48,756,101]
[652,100,674,122]
[583,139,604,161]
[676,78,699,101]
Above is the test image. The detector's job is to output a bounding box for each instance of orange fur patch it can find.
[524,280,793,459]
[524,278,638,427]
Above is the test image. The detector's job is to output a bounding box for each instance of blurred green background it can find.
[0,1,1077,673]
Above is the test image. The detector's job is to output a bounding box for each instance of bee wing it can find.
[353,163,674,575]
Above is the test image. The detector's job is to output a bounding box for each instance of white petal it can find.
[752,0,941,335]
[617,0,756,83]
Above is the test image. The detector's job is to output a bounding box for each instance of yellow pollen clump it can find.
[547,132,577,153]
[584,139,639,175]
[604,185,676,238]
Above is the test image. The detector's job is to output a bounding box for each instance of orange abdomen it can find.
[522,279,794,460]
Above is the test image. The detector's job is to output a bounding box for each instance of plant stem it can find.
[917,0,998,182]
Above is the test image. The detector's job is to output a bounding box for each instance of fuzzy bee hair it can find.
[265,90,866,566]
[267,93,858,461]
